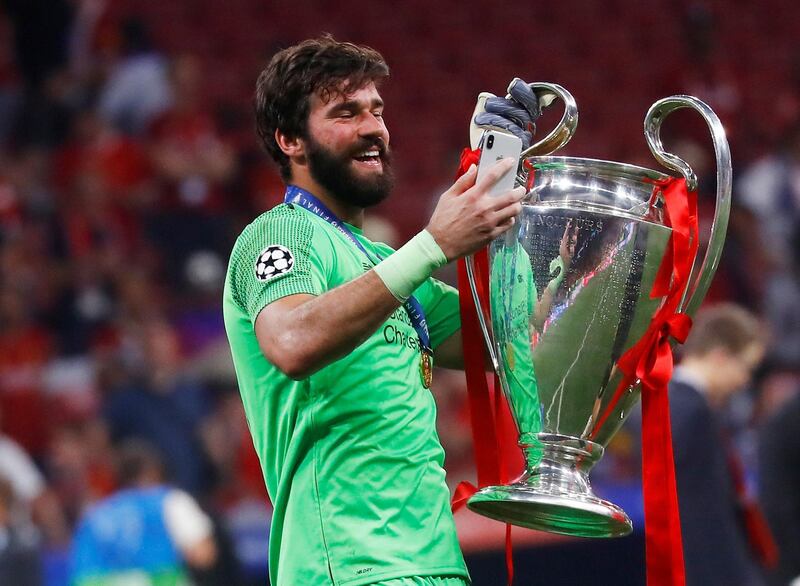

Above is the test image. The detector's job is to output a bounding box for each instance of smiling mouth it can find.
[352,149,383,167]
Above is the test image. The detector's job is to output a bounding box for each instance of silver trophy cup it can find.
[465,84,731,538]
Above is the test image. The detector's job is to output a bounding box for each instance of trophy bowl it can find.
[465,87,731,538]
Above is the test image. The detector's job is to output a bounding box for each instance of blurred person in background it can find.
[0,410,47,545]
[758,376,800,586]
[0,477,42,586]
[147,53,236,212]
[102,317,215,495]
[96,17,172,136]
[199,387,271,585]
[0,404,70,549]
[669,304,773,586]
[145,52,236,294]
[53,108,154,212]
[761,226,800,368]
[0,283,55,459]
[45,418,117,529]
[224,36,538,586]
[3,0,76,147]
[737,124,800,302]
[70,439,216,585]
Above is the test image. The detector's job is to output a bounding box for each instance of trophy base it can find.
[466,435,632,538]
[466,483,632,538]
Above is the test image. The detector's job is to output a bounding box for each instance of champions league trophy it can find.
[465,83,731,537]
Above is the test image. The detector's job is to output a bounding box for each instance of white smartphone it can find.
[476,130,523,196]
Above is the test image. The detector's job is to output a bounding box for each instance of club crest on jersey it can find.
[255,245,294,281]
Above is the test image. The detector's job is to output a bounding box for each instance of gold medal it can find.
[420,350,433,389]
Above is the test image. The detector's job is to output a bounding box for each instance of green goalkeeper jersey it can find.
[222,203,468,586]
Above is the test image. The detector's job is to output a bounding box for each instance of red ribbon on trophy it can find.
[452,147,523,586]
[590,176,700,586]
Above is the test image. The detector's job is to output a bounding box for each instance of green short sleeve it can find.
[227,204,329,323]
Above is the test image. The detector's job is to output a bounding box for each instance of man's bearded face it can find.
[304,130,394,209]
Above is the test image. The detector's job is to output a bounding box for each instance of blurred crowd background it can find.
[1,0,799,584]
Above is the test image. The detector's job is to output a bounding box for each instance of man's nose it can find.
[359,113,388,141]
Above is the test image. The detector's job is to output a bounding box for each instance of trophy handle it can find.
[465,254,501,373]
[519,83,579,159]
[644,95,732,316]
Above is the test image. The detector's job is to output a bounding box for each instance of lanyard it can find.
[284,185,432,352]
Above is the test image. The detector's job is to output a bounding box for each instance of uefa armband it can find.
[373,230,447,302]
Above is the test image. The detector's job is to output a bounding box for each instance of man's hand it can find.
[470,78,542,150]
[558,219,578,265]
[426,158,525,261]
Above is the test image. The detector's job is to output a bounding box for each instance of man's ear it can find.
[275,129,306,160]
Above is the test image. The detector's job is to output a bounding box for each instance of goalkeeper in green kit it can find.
[223,36,542,586]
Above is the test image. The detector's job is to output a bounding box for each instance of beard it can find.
[304,134,395,209]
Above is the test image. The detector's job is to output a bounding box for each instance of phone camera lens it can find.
[486,135,494,149]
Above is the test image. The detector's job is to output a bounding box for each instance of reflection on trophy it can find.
[465,84,732,538]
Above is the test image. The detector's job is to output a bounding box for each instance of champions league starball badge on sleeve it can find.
[465,83,732,538]
[255,245,295,281]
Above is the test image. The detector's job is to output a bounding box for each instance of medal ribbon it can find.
[589,177,699,586]
[284,186,432,353]
[452,148,520,586]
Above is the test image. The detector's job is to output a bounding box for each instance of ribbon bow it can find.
[622,312,693,392]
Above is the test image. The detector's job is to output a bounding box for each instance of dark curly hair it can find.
[254,36,389,181]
